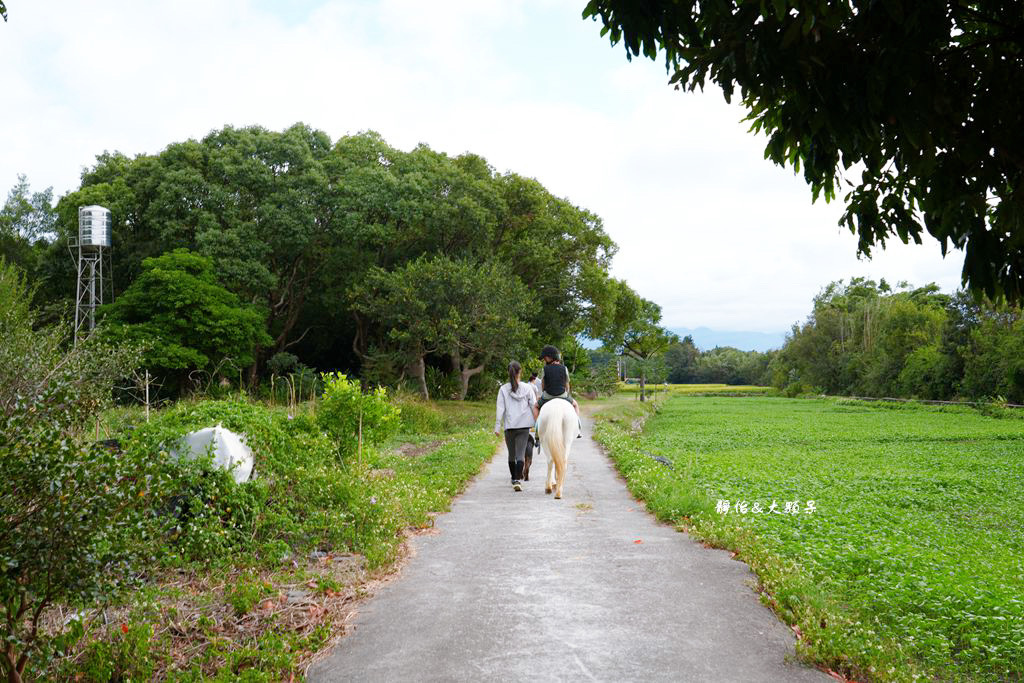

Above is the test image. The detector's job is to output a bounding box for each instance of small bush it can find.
[424,366,460,401]
[122,399,379,566]
[318,373,400,460]
[783,381,814,398]
[392,394,447,434]
[266,352,299,376]
[1,260,148,682]
[79,622,157,683]
[225,578,274,617]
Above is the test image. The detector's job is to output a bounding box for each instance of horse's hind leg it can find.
[545,456,554,495]
[553,455,566,499]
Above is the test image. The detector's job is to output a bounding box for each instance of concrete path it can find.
[307,416,831,682]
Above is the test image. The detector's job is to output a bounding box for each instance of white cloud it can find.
[0,0,965,332]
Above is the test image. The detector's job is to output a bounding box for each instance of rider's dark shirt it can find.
[543,363,569,395]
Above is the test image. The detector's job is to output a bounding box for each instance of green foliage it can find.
[661,335,776,387]
[897,344,950,399]
[224,578,274,617]
[664,336,699,382]
[574,362,620,397]
[585,0,1024,301]
[423,366,461,402]
[0,259,148,682]
[52,124,338,361]
[37,397,498,680]
[960,313,1024,403]
[352,255,535,400]
[597,395,1024,681]
[41,126,620,382]
[266,352,299,376]
[100,249,271,395]
[79,622,157,682]
[600,280,677,399]
[120,398,386,566]
[266,360,321,406]
[318,373,401,459]
[0,175,55,284]
[771,277,1024,402]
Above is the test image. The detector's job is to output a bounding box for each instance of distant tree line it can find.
[635,277,1024,404]
[1,123,660,400]
[774,278,1024,403]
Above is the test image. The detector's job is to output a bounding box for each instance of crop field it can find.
[616,382,773,396]
[595,396,1024,682]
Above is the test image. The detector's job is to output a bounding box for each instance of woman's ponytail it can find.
[508,360,521,393]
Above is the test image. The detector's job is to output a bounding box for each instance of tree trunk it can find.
[247,353,260,389]
[414,355,429,401]
[453,350,485,401]
[5,647,23,683]
[639,369,647,402]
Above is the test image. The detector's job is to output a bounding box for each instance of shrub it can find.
[0,259,147,683]
[225,577,274,617]
[266,352,299,376]
[391,393,447,434]
[424,366,460,401]
[123,400,341,565]
[783,381,814,398]
[318,373,400,460]
[123,398,412,567]
[79,623,156,682]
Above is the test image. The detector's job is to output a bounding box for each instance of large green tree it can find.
[0,175,55,287]
[100,249,271,395]
[600,280,677,400]
[54,124,338,376]
[584,0,1024,300]
[321,133,617,360]
[353,255,534,400]
[664,334,699,383]
[49,127,618,382]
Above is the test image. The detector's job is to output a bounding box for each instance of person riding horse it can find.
[536,345,581,437]
[534,345,582,498]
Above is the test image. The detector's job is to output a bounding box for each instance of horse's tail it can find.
[541,402,568,475]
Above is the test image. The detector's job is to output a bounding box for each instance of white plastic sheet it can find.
[171,424,254,484]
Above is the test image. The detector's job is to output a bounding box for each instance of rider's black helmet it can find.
[539,345,561,361]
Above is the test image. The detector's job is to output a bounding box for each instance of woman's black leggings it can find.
[504,427,531,481]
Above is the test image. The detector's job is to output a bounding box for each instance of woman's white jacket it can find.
[495,381,536,432]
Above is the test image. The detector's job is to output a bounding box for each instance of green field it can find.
[615,382,773,396]
[595,395,1024,682]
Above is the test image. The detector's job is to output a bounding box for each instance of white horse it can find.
[537,398,579,499]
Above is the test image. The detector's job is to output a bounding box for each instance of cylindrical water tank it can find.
[78,205,112,248]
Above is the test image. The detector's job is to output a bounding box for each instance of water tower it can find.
[71,205,113,343]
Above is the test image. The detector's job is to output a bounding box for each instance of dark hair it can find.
[508,360,521,393]
[529,372,538,380]
[539,345,561,362]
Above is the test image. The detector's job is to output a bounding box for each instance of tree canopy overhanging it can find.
[583,0,1024,301]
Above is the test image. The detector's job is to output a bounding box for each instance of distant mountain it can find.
[669,327,787,353]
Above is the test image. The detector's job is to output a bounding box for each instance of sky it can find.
[1,0,966,334]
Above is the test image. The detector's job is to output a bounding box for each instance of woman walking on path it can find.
[495,361,539,492]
